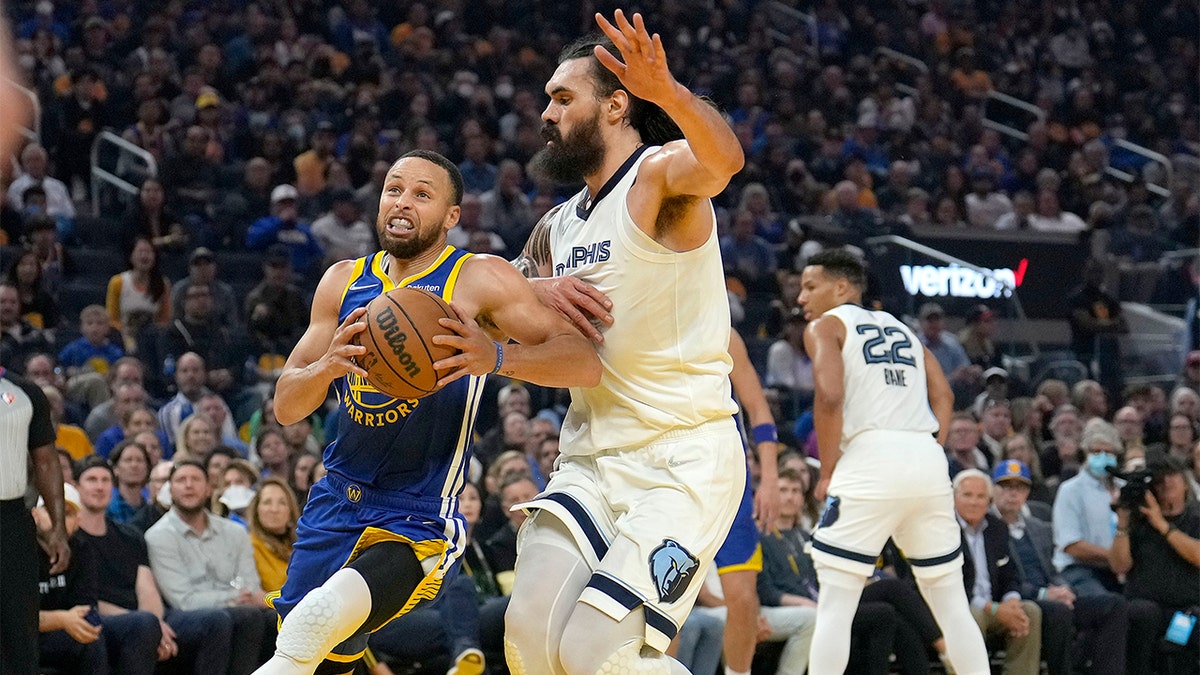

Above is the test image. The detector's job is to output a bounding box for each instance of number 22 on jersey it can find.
[856,324,914,386]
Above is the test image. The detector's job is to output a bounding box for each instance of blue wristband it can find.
[752,423,778,444]
[490,341,504,375]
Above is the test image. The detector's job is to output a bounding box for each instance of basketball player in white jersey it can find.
[504,10,747,675]
[797,249,991,674]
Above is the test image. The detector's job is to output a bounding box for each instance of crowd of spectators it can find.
[2,0,1198,673]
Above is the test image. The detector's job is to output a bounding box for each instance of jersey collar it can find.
[575,144,651,221]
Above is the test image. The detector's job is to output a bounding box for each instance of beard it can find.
[530,112,605,184]
[379,217,447,261]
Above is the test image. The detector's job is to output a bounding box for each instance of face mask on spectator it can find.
[1086,451,1116,478]
[157,481,173,508]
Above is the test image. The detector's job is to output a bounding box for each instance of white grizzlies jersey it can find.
[824,304,939,449]
[545,146,737,456]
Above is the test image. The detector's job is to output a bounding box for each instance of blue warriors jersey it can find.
[272,247,487,664]
[327,246,485,507]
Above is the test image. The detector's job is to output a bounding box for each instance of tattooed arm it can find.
[511,208,556,278]
[509,203,613,343]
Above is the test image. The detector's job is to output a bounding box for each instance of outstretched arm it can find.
[594,11,744,198]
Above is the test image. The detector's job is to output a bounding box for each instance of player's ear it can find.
[443,204,461,231]
[608,89,630,122]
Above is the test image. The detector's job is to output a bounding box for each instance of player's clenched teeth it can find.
[387,217,415,232]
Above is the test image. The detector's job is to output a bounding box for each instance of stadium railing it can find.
[89,130,157,217]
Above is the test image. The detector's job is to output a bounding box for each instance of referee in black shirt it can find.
[1,367,71,675]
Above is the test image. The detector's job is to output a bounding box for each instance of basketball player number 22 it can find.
[856,325,916,366]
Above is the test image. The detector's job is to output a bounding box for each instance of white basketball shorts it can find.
[810,430,963,578]
[514,417,745,652]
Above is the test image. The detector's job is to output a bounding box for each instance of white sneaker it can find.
[448,648,485,675]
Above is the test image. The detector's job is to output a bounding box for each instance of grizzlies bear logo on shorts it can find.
[648,539,699,603]
[817,495,841,529]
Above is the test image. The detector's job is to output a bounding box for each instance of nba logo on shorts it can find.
[817,496,841,529]
[648,539,699,604]
[346,484,363,503]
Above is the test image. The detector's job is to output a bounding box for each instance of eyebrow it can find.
[387,175,438,189]
[547,85,574,97]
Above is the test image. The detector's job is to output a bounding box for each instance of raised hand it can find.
[593,10,680,107]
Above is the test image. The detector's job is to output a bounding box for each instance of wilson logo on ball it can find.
[376,306,422,378]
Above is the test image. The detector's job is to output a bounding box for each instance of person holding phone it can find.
[36,481,160,674]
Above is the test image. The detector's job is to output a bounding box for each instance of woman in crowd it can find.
[107,438,151,524]
[123,178,186,251]
[247,476,300,595]
[173,412,217,464]
[105,236,171,352]
[6,248,59,329]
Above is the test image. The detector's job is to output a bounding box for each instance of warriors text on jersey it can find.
[542,145,738,455]
[823,303,939,450]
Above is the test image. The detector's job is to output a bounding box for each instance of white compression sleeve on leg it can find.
[914,570,990,675]
[254,567,373,675]
[806,565,866,675]
[504,512,594,675]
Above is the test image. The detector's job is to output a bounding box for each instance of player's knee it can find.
[276,586,349,663]
[502,595,544,660]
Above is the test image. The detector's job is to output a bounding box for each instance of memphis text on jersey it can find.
[555,240,611,276]
[341,372,422,427]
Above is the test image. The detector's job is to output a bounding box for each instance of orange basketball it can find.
[354,287,459,400]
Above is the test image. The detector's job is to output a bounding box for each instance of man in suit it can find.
[954,469,1044,673]
[992,460,1130,675]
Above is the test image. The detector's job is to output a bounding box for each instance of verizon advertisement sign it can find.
[900,259,1028,299]
[869,233,1085,318]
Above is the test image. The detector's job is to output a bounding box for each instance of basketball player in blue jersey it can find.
[253,150,600,675]
[504,10,748,675]
[797,249,990,674]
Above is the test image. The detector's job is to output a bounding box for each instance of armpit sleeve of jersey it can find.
[14,373,56,450]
